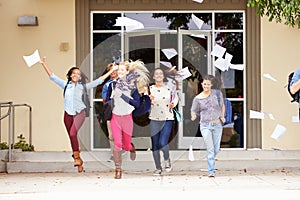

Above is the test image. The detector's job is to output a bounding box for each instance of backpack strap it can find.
[216,90,221,107]
[63,81,70,97]
[82,83,88,94]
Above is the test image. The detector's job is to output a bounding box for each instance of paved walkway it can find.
[1,169,300,200]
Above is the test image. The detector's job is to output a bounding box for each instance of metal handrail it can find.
[0,102,32,162]
[0,102,13,120]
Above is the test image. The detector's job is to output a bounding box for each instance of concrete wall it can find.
[0,0,75,151]
[261,17,300,150]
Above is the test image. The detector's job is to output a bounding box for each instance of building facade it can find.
[0,0,299,152]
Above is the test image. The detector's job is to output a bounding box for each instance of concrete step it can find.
[3,150,300,173]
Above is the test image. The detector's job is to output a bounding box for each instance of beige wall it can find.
[261,17,300,150]
[1,0,300,151]
[0,0,75,151]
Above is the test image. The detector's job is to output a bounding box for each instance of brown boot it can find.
[72,151,84,173]
[130,143,136,161]
[113,150,122,179]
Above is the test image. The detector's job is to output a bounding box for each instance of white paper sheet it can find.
[263,73,277,82]
[188,145,195,161]
[292,116,299,122]
[268,113,275,120]
[229,64,244,71]
[160,61,173,68]
[162,48,177,60]
[249,110,265,119]
[190,34,206,39]
[271,124,286,141]
[191,14,204,29]
[211,44,226,58]
[175,67,192,81]
[23,49,40,67]
[214,57,230,71]
[114,17,144,31]
[192,0,204,3]
[225,53,233,63]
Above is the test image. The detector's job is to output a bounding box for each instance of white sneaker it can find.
[164,158,172,172]
[154,169,162,176]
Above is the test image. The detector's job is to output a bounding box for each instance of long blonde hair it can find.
[129,60,150,94]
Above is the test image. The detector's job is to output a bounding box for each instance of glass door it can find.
[177,29,212,149]
[124,30,160,149]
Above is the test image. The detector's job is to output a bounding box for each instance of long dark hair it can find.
[202,74,222,90]
[64,67,88,96]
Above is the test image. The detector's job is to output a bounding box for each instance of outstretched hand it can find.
[39,57,46,65]
[111,64,118,71]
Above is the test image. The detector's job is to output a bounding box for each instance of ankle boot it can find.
[113,150,122,179]
[130,143,136,161]
[72,151,84,173]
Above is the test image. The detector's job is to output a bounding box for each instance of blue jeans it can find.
[200,122,223,174]
[150,120,173,170]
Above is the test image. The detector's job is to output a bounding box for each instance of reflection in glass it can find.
[93,13,121,30]
[181,34,208,138]
[215,12,243,30]
[215,32,243,98]
[125,13,212,30]
[93,33,121,79]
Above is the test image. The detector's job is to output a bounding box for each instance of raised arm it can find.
[100,64,118,82]
[39,57,53,76]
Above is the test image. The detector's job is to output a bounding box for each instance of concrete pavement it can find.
[1,169,300,200]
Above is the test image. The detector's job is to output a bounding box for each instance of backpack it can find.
[287,72,300,103]
[216,90,232,125]
[64,82,91,117]
[132,94,151,127]
[82,84,91,117]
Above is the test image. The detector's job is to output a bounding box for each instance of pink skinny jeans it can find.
[110,113,133,151]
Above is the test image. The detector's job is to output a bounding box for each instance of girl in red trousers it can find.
[39,57,118,172]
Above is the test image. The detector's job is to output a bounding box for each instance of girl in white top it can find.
[149,68,179,175]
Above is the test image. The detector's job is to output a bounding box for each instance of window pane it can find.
[189,13,212,30]
[125,13,212,30]
[93,13,121,30]
[215,32,243,98]
[221,101,244,148]
[215,13,243,30]
[93,33,121,79]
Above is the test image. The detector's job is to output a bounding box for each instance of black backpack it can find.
[287,72,300,103]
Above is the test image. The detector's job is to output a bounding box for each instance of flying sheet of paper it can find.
[214,57,230,71]
[190,34,206,39]
[191,14,204,30]
[192,0,204,3]
[188,145,195,161]
[23,49,40,67]
[263,73,277,82]
[175,67,192,81]
[268,113,275,120]
[249,110,265,119]
[225,52,233,63]
[211,44,226,58]
[229,64,244,71]
[114,17,144,31]
[162,48,177,60]
[160,61,173,68]
[271,124,286,141]
[292,116,299,122]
